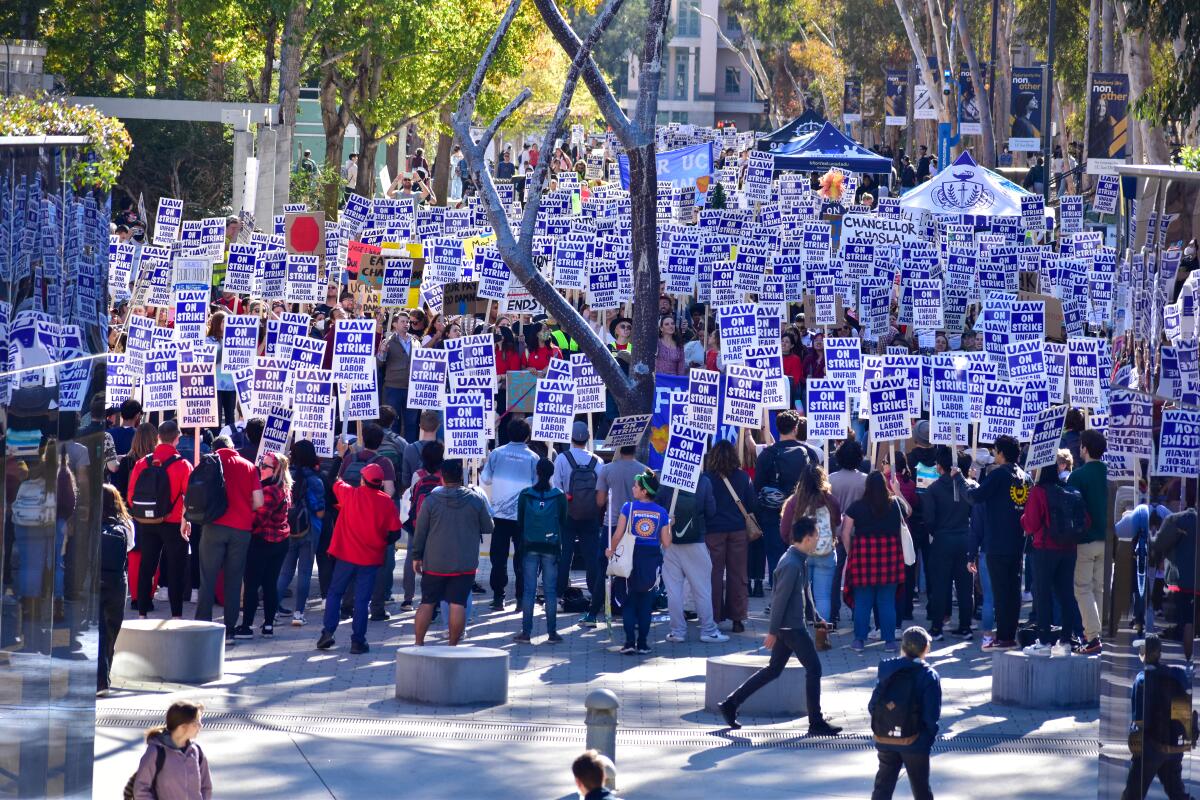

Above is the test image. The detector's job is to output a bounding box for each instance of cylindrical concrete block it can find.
[395,645,508,706]
[991,651,1100,708]
[112,619,226,684]
[704,654,808,717]
[585,689,619,761]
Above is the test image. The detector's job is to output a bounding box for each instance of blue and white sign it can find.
[445,392,488,459]
[980,380,1023,443]
[331,318,376,383]
[866,375,911,441]
[532,377,577,443]
[178,362,218,428]
[806,379,849,440]
[722,364,764,428]
[1154,409,1200,477]
[660,419,709,492]
[718,303,758,363]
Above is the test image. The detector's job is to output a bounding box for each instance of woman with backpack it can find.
[780,465,842,625]
[234,452,291,638]
[277,441,326,626]
[98,484,135,696]
[111,422,158,500]
[1019,466,1081,657]
[513,458,567,644]
[128,700,211,800]
[605,469,671,655]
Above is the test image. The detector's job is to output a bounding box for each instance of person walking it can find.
[513,458,567,643]
[752,410,820,591]
[605,469,671,655]
[127,420,193,620]
[1069,429,1108,654]
[412,459,494,646]
[276,440,325,626]
[195,436,263,643]
[717,516,843,736]
[234,452,292,639]
[969,435,1030,651]
[129,701,211,800]
[1122,634,1194,800]
[553,422,603,617]
[705,440,755,632]
[780,465,841,624]
[592,444,647,627]
[317,462,402,654]
[840,471,910,653]
[98,484,134,696]
[657,474,729,644]
[1020,467,1081,657]
[922,446,974,641]
[482,417,540,611]
[869,627,942,800]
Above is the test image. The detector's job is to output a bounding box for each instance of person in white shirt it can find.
[480,418,540,611]
[341,153,359,190]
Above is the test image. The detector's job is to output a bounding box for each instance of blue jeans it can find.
[277,531,316,612]
[622,587,654,648]
[521,552,558,636]
[854,583,899,644]
[759,511,787,587]
[807,551,837,620]
[323,561,378,644]
[979,554,995,632]
[384,387,417,439]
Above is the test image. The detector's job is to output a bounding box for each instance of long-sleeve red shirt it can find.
[1021,484,1076,551]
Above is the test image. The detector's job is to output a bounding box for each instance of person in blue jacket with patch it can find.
[869,626,942,800]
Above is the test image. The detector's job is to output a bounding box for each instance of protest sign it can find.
[219,313,260,376]
[445,392,489,459]
[291,369,335,455]
[251,356,289,418]
[718,303,757,363]
[806,379,850,440]
[722,364,764,428]
[1154,409,1200,477]
[153,197,183,245]
[285,254,322,304]
[230,367,254,417]
[531,378,577,443]
[604,415,651,449]
[687,368,720,435]
[1093,175,1120,214]
[139,347,179,413]
[450,374,496,436]
[381,257,415,307]
[866,375,911,441]
[106,354,135,407]
[1005,338,1045,383]
[1042,341,1067,403]
[257,407,293,464]
[910,278,944,331]
[744,152,774,202]
[1021,194,1046,230]
[587,260,621,310]
[332,318,376,383]
[340,379,380,422]
[1067,338,1104,408]
[660,420,708,492]
[408,348,448,409]
[1025,405,1068,471]
[225,243,257,294]
[178,362,218,428]
[743,343,789,409]
[1019,377,1050,441]
[980,380,1024,442]
[446,333,495,377]
[1107,389,1153,458]
[172,286,209,343]
[571,353,606,414]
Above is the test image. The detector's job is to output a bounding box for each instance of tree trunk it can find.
[273,0,308,214]
[1101,0,1115,72]
[623,144,661,417]
[994,0,1014,158]
[319,61,348,218]
[1116,2,1170,164]
[955,0,996,166]
[356,135,381,198]
[431,105,454,206]
[895,0,949,124]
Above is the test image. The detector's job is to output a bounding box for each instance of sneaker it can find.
[471,582,487,594]
[292,613,307,627]
[731,621,745,633]
[620,644,637,655]
[260,625,274,637]
[980,635,995,649]
[636,645,652,655]
[684,610,699,622]
[883,641,898,653]
[547,633,563,643]
[1050,642,1073,657]
[1023,640,1053,656]
[277,606,293,616]
[233,626,254,640]
[349,640,369,655]
[369,610,391,622]
[1074,637,1102,655]
[950,627,973,640]
[512,632,532,643]
[665,633,687,643]
[579,614,598,628]
[489,597,505,611]
[700,632,731,644]
[717,700,741,730]
[868,628,881,641]
[929,629,945,642]
[808,719,842,737]
[316,630,335,650]
[851,639,865,652]
[400,600,413,611]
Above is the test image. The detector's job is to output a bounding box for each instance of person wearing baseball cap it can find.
[318,462,402,654]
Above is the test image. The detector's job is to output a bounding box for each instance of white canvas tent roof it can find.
[899,151,1033,217]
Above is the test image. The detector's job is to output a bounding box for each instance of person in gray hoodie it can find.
[129,701,211,800]
[412,459,494,645]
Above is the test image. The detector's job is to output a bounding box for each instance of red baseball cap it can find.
[360,463,385,487]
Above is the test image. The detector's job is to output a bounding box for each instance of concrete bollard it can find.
[584,689,620,762]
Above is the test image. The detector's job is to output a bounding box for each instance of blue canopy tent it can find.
[768,121,892,174]
[756,108,827,151]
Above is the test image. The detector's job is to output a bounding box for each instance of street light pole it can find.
[1042,0,1056,204]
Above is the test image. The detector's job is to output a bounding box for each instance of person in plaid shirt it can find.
[839,471,911,653]
[234,452,292,639]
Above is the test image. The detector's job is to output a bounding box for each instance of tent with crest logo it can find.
[899,150,1033,217]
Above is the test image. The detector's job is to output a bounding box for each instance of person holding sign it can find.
[839,472,911,653]
[605,470,671,655]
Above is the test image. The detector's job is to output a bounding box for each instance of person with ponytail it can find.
[129,701,210,799]
[605,469,671,655]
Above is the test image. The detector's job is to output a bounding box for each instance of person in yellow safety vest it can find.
[546,316,580,356]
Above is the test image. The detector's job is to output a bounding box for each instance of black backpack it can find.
[757,443,817,511]
[871,664,924,746]
[341,452,387,488]
[184,453,228,525]
[129,454,182,523]
[564,451,599,521]
[100,521,130,574]
[288,469,311,539]
[1044,483,1089,547]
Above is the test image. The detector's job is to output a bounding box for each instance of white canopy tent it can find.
[900,151,1033,218]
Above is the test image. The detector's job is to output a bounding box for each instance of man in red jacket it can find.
[127,420,193,619]
[317,463,402,654]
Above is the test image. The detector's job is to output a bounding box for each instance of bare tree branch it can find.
[531,0,644,147]
[481,88,533,152]
[894,0,948,122]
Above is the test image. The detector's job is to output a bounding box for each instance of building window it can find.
[725,67,741,96]
[671,111,690,123]
[676,0,700,37]
[675,56,689,100]
[726,15,742,36]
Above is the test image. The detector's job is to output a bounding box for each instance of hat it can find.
[913,419,931,447]
[360,463,385,487]
[571,420,590,443]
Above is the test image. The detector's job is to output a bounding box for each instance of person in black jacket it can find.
[967,436,1029,650]
[1123,634,1193,800]
[870,626,942,800]
[923,446,974,640]
[752,410,821,593]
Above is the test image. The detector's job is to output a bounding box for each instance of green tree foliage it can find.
[0,95,132,190]
[1125,0,1199,130]
[566,0,653,95]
